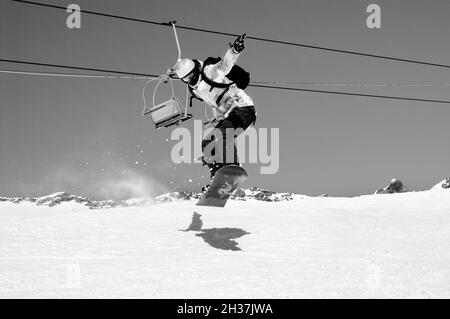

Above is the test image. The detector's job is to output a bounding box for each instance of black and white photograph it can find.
[1,0,449,304]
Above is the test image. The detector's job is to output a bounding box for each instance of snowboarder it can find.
[169,34,257,180]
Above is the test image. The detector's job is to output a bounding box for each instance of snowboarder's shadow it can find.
[182,212,250,251]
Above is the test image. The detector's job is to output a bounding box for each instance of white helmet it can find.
[172,58,196,79]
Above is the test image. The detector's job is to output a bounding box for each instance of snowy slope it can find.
[0,186,449,298]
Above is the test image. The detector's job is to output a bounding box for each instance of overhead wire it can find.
[3,69,450,88]
[10,0,450,70]
[251,81,450,88]
[0,58,159,78]
[1,59,450,104]
[0,69,155,80]
[2,1,450,105]
[249,84,450,105]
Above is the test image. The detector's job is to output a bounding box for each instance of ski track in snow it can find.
[0,190,449,298]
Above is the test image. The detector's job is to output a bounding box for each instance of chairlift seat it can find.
[144,98,191,129]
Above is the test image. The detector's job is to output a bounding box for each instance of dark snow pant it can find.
[202,105,256,178]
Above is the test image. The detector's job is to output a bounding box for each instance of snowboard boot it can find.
[201,162,226,193]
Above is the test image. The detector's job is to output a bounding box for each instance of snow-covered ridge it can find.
[0,191,153,209]
[0,187,296,209]
[155,187,296,203]
[1,179,448,209]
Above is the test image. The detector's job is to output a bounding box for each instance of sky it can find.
[1,0,450,199]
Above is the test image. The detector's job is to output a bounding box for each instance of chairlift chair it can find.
[142,76,192,129]
[142,21,192,129]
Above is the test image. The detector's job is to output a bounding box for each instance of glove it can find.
[229,34,246,54]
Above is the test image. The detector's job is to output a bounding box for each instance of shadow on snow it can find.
[181,212,250,251]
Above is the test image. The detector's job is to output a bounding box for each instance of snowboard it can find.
[196,165,248,207]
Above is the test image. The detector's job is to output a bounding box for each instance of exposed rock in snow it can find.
[35,192,119,209]
[0,187,294,208]
[238,187,294,202]
[431,178,450,190]
[154,191,203,203]
[0,192,148,209]
[154,187,294,203]
[444,179,450,189]
[0,196,36,204]
[375,178,410,194]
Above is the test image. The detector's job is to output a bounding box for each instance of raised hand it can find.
[230,34,247,53]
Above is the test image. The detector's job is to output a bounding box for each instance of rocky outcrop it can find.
[238,187,294,202]
[0,192,142,209]
[155,187,294,203]
[375,178,410,194]
[35,192,121,208]
[441,178,450,189]
[0,197,36,204]
[1,187,295,209]
[431,178,450,190]
[155,191,203,203]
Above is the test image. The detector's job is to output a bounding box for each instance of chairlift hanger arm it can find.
[164,20,182,63]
